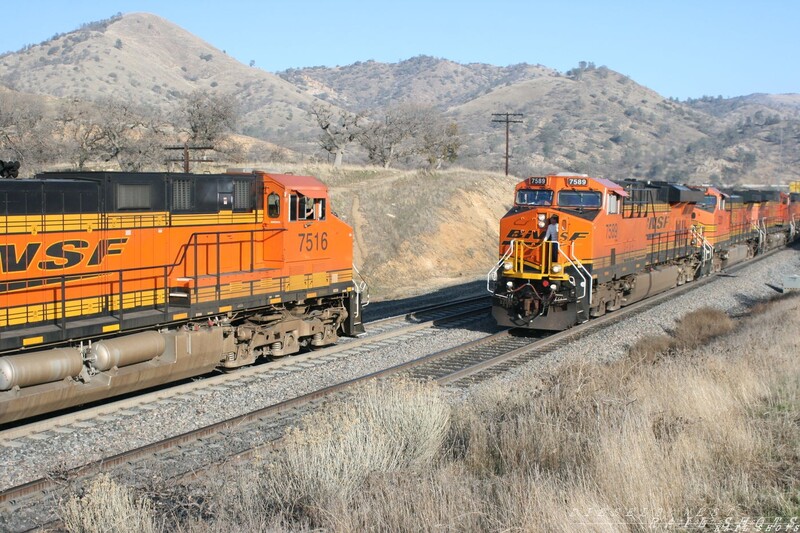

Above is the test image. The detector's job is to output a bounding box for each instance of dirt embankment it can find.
[324,167,518,300]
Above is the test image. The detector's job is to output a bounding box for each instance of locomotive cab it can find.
[489,174,603,330]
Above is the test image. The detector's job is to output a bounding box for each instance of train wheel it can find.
[590,299,606,318]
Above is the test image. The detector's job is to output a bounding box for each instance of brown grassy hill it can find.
[449,67,707,179]
[278,55,558,111]
[280,60,800,185]
[0,13,330,151]
[0,13,797,185]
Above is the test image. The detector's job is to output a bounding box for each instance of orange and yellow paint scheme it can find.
[0,169,365,423]
[491,174,704,330]
[491,174,800,331]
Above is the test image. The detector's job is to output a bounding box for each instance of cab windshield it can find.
[516,189,553,206]
[557,190,602,208]
[698,195,717,211]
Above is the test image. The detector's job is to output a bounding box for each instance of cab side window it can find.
[302,196,315,220]
[606,193,620,214]
[267,193,280,218]
[289,194,326,221]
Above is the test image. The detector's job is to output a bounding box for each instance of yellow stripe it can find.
[22,336,44,346]
[102,323,120,333]
[269,297,282,304]
[1,269,349,328]
[0,210,264,234]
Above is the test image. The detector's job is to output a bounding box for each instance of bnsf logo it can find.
[0,238,128,273]
[647,216,689,231]
[505,229,588,241]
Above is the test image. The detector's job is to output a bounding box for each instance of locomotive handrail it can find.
[752,218,767,253]
[516,239,541,273]
[690,226,714,266]
[487,241,515,293]
[559,242,591,306]
[1,227,282,287]
[352,263,370,312]
[183,228,287,304]
[1,226,285,339]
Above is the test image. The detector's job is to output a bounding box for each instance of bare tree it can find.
[360,104,427,169]
[0,91,53,172]
[181,90,239,145]
[57,99,104,169]
[57,98,168,171]
[419,121,462,170]
[309,102,364,168]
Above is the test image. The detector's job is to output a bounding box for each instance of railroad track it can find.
[0,295,492,532]
[0,249,788,532]
[0,294,489,441]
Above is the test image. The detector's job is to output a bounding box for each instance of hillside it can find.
[278,55,558,111]
[0,12,798,184]
[0,13,330,152]
[271,165,519,299]
[288,60,800,184]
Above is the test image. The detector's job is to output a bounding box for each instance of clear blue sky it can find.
[0,0,796,100]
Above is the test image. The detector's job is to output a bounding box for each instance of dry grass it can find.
[671,306,735,348]
[178,378,452,530]
[60,295,800,531]
[629,305,734,361]
[60,474,159,533]
[261,378,449,510]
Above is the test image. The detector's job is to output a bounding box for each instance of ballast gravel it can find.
[0,249,798,491]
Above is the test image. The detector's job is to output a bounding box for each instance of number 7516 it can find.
[298,232,328,252]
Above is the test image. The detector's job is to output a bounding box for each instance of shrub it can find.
[259,379,450,523]
[60,475,158,533]
[671,306,733,349]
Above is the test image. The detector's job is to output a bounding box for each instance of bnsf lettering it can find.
[38,240,89,270]
[506,229,544,240]
[506,229,589,241]
[0,243,41,272]
[647,215,669,230]
[88,238,127,266]
[0,238,128,273]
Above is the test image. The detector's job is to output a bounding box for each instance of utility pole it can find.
[492,113,523,176]
[164,143,214,173]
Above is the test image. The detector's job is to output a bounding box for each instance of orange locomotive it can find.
[0,169,365,423]
[489,173,798,331]
[489,173,705,330]
[689,186,759,269]
[691,187,796,270]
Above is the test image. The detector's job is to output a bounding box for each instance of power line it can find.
[164,143,214,173]
[492,113,523,176]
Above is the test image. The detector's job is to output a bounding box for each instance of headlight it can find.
[506,281,514,289]
[551,264,562,273]
[538,221,545,228]
[503,262,512,271]
[538,214,546,221]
